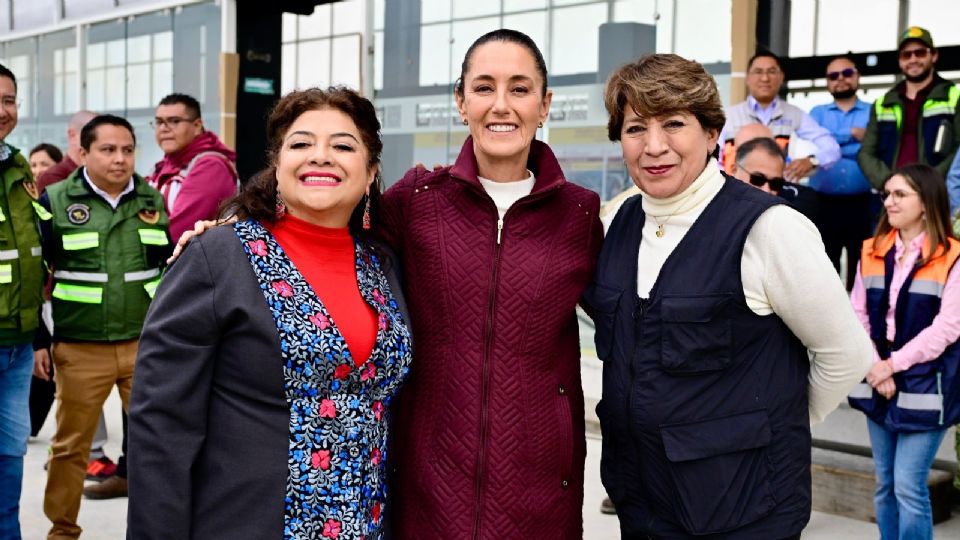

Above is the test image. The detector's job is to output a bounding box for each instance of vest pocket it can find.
[582,283,623,361]
[660,409,775,534]
[660,294,733,373]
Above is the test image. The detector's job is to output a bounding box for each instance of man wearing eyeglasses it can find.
[809,56,874,289]
[859,26,960,189]
[721,51,840,182]
[146,93,237,242]
[0,63,48,540]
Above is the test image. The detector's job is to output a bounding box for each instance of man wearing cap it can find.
[859,26,960,187]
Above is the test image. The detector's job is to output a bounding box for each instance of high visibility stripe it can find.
[32,201,52,221]
[0,264,10,284]
[896,391,943,412]
[863,275,885,290]
[138,229,168,246]
[0,249,18,261]
[30,246,42,257]
[52,283,103,304]
[848,383,873,399]
[62,232,99,250]
[53,270,109,283]
[125,268,160,282]
[0,206,6,222]
[908,279,945,297]
[923,105,954,117]
[143,278,161,299]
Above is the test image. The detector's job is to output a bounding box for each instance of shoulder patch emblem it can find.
[66,203,91,225]
[138,209,160,224]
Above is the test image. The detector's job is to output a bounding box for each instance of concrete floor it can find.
[17,382,960,539]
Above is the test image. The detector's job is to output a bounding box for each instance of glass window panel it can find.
[908,0,960,49]
[788,0,815,57]
[333,0,363,35]
[64,0,114,19]
[551,4,607,75]
[816,0,898,55]
[12,0,55,30]
[87,42,106,69]
[419,23,451,86]
[282,13,298,42]
[127,64,150,109]
[87,70,105,111]
[0,0,9,32]
[153,31,173,60]
[421,0,452,23]
[107,39,126,67]
[331,35,361,89]
[55,50,63,73]
[451,16,500,75]
[452,0,499,19]
[66,47,78,70]
[152,61,172,103]
[299,4,332,40]
[64,73,78,113]
[374,0,385,30]
[614,0,659,24]
[552,0,592,6]
[281,42,297,94]
[502,11,547,57]
[128,35,151,64]
[105,66,125,111]
[504,0,547,12]
[674,0,730,63]
[297,39,331,89]
[374,30,383,90]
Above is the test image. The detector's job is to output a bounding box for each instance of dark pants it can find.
[29,372,56,437]
[815,192,873,290]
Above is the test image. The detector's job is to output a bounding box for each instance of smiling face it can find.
[898,41,937,83]
[825,57,859,99]
[456,41,552,179]
[29,149,56,178]
[275,108,376,228]
[79,124,136,193]
[154,103,203,155]
[883,174,925,232]
[745,56,783,106]
[0,76,17,141]
[620,108,718,199]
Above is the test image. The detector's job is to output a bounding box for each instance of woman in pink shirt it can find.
[848,163,960,539]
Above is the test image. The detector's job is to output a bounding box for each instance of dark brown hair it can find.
[225,86,383,238]
[454,28,548,98]
[604,54,726,142]
[874,163,956,266]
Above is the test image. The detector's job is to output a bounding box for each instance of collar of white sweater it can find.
[638,158,725,219]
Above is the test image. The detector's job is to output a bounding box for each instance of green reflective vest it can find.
[0,145,46,341]
[47,169,169,342]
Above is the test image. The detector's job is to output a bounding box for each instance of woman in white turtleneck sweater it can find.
[587,54,873,540]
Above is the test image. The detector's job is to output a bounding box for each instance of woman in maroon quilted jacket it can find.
[381,29,603,539]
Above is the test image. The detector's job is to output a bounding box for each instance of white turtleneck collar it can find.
[638,158,725,217]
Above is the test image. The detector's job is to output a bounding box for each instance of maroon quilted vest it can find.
[381,138,602,539]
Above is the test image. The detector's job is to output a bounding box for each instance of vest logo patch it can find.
[138,209,160,224]
[22,180,39,200]
[66,203,91,225]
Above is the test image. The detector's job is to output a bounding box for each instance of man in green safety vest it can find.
[35,114,169,539]
[859,26,960,188]
[0,62,48,540]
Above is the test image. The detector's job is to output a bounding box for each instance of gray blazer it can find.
[126,224,408,539]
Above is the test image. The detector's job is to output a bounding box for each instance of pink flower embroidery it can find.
[311,449,331,470]
[371,288,385,305]
[371,447,381,466]
[378,312,389,331]
[360,362,377,381]
[247,239,267,256]
[319,399,337,418]
[271,280,294,297]
[322,518,341,539]
[334,364,352,380]
[309,313,331,330]
[372,400,384,421]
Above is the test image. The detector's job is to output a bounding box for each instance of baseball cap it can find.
[899,26,934,50]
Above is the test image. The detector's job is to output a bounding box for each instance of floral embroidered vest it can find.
[236,220,412,540]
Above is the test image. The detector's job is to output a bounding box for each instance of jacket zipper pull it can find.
[496,219,503,245]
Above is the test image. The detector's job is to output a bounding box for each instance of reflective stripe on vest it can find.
[0,205,5,222]
[0,264,10,284]
[52,283,103,304]
[31,201,52,221]
[138,229,168,246]
[863,275,885,290]
[0,249,18,261]
[53,270,109,283]
[909,278,945,297]
[849,382,873,399]
[124,268,160,282]
[921,85,960,118]
[143,278,161,298]
[875,99,903,130]
[62,232,99,250]
[897,391,943,412]
[30,246,41,257]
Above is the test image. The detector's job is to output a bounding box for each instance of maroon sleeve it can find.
[379,167,425,256]
[167,157,238,242]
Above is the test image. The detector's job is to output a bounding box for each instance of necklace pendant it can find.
[656,224,665,237]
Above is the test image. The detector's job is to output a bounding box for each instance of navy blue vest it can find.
[585,178,811,539]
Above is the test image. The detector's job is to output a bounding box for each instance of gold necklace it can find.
[648,194,699,238]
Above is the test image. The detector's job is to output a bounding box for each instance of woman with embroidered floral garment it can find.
[127,87,412,540]
[848,164,960,540]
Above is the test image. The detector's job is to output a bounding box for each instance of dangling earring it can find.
[362,194,371,230]
[275,192,286,217]
[538,121,543,128]
[462,118,468,126]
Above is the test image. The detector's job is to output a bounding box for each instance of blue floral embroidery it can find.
[236,220,412,540]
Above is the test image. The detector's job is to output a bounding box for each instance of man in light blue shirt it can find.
[810,56,874,289]
[947,149,960,218]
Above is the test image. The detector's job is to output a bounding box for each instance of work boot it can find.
[85,455,117,481]
[83,475,127,499]
[599,496,617,515]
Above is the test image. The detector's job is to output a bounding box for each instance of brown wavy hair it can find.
[874,163,956,266]
[604,53,726,142]
[223,86,384,238]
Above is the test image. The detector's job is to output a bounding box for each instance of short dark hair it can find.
[158,93,202,119]
[29,143,63,163]
[826,55,857,70]
[80,114,136,150]
[735,136,785,165]
[747,50,783,73]
[0,63,16,92]
[455,28,548,97]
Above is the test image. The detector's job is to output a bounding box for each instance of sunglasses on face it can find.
[899,47,930,60]
[827,68,857,80]
[743,170,785,192]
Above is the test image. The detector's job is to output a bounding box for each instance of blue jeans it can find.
[0,343,34,540]
[866,418,947,540]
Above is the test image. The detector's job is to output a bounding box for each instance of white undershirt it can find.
[83,168,135,210]
[602,159,873,424]
[478,170,536,219]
